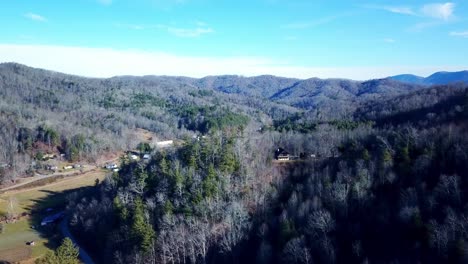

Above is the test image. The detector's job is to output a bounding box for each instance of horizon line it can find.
[0,44,467,81]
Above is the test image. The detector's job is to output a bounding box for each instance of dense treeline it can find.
[69,131,265,263]
[0,63,422,185]
[249,124,468,264]
[355,84,468,125]
[66,84,468,263]
[2,63,468,263]
[0,63,261,184]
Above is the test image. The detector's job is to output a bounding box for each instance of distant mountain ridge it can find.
[0,62,425,116]
[390,71,468,86]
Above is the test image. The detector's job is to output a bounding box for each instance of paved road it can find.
[1,155,123,193]
[59,216,96,264]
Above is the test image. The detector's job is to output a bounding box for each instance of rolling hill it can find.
[390,70,468,85]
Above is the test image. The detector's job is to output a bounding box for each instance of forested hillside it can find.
[0,63,290,185]
[1,63,468,264]
[0,63,423,185]
[69,84,468,264]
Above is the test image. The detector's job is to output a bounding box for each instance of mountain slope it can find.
[390,70,468,85]
[426,71,468,85]
[390,74,426,85]
[0,62,427,121]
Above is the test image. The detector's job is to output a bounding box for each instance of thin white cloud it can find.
[370,2,455,20]
[365,5,416,16]
[369,2,456,32]
[383,6,416,16]
[0,44,466,80]
[24,13,47,22]
[450,31,468,38]
[421,2,455,20]
[383,38,396,43]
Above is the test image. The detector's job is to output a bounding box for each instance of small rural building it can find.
[46,165,58,171]
[105,163,118,170]
[275,148,291,161]
[63,165,73,170]
[143,154,151,160]
[42,154,57,161]
[156,140,174,148]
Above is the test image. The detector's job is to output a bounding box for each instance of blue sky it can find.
[0,0,467,79]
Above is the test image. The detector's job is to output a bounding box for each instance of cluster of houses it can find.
[127,151,152,161]
[102,140,174,172]
[36,152,73,172]
[105,163,119,172]
[104,152,153,172]
[40,164,82,172]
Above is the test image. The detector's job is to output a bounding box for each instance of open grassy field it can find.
[0,170,106,215]
[0,170,107,263]
[0,218,47,263]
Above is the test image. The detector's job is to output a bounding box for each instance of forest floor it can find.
[0,169,107,263]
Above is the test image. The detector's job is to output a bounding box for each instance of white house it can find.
[105,163,118,170]
[156,140,174,148]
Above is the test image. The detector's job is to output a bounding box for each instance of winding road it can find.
[59,216,96,264]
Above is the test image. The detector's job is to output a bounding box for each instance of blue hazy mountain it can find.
[390,71,468,86]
